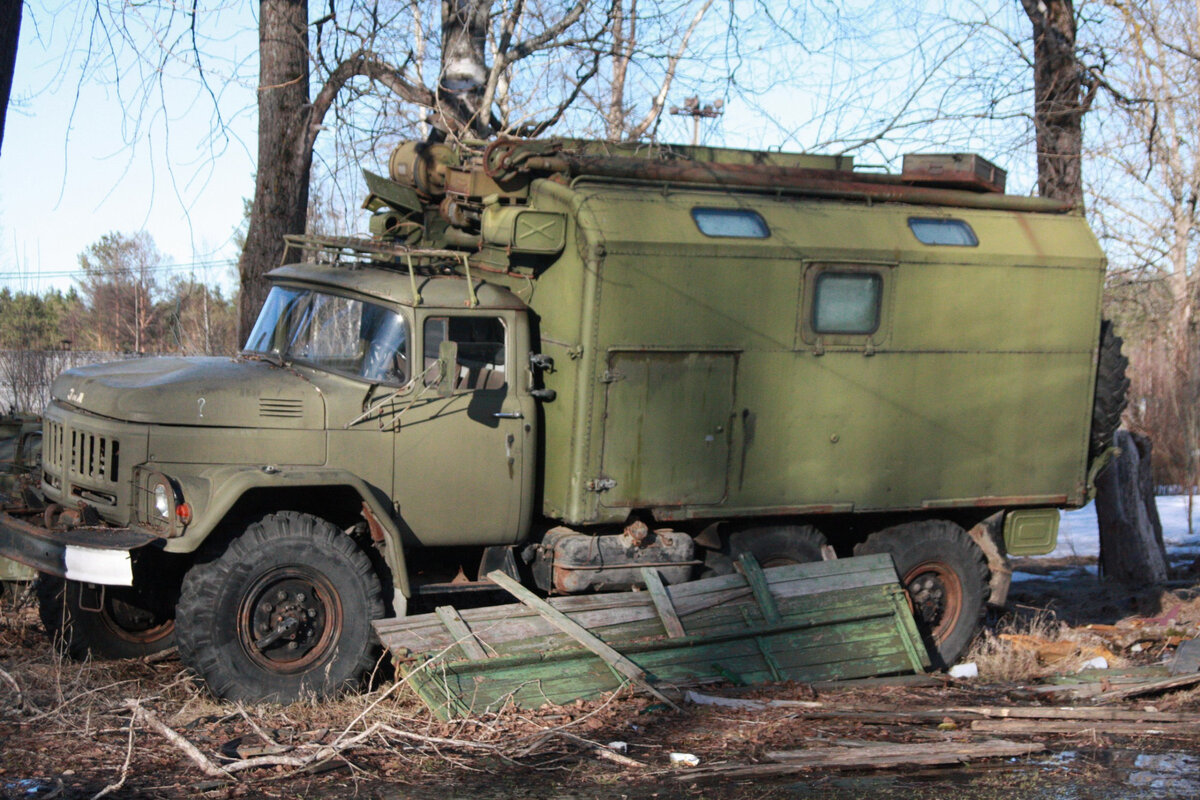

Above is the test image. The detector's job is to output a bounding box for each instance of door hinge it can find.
[585,477,618,493]
[600,369,625,383]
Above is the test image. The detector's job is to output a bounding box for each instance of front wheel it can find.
[854,520,989,668]
[36,576,175,660]
[175,512,384,703]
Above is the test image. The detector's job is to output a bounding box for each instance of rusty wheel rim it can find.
[238,567,342,674]
[98,595,174,645]
[902,561,963,644]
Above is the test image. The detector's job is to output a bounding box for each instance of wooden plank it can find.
[640,568,686,638]
[434,606,489,661]
[764,739,1045,765]
[971,719,1200,736]
[738,553,781,624]
[887,585,931,671]
[1093,672,1200,704]
[484,570,678,708]
[956,706,1200,723]
[674,739,1046,780]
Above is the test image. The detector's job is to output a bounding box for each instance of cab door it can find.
[391,310,535,545]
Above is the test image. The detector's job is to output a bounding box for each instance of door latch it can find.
[585,477,618,492]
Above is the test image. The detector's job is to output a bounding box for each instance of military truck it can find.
[0,413,42,589]
[0,137,1126,701]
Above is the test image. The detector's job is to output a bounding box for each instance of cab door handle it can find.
[493,411,524,419]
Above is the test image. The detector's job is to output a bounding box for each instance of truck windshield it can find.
[243,286,410,384]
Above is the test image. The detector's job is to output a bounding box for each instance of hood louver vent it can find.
[259,398,304,419]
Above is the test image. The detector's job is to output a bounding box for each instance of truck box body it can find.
[514,180,1104,525]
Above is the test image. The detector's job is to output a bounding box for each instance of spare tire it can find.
[1090,320,1129,459]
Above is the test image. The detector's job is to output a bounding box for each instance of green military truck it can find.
[0,138,1125,701]
[0,412,41,588]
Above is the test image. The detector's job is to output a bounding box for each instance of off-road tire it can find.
[36,575,176,660]
[1090,320,1130,459]
[175,511,384,703]
[854,520,989,669]
[722,525,829,570]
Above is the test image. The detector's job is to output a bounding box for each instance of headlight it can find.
[140,471,190,536]
[153,482,171,518]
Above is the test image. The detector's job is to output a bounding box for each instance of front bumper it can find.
[0,511,159,586]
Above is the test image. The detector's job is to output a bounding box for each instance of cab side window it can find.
[424,316,507,390]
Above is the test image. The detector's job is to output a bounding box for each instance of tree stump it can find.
[1095,429,1168,584]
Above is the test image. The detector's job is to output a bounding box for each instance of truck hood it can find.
[51,356,325,428]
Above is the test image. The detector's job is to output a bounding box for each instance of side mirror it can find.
[436,340,458,397]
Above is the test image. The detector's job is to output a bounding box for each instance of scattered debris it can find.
[1169,638,1200,675]
[948,662,978,678]
[683,690,823,710]
[669,752,700,767]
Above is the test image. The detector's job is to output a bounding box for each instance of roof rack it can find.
[281,235,481,307]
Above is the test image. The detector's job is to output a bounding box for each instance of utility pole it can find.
[670,97,724,146]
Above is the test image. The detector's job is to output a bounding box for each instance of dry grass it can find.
[968,610,1129,683]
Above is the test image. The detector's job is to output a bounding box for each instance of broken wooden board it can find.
[671,739,1047,781]
[373,554,930,720]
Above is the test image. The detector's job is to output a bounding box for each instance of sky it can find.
[0,1,1038,300]
[0,1,261,297]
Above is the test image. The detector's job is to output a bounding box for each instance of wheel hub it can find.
[98,591,174,644]
[902,561,963,644]
[239,569,341,673]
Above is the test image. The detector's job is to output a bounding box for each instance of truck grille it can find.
[45,419,120,484]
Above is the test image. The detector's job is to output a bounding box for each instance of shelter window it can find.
[691,208,770,238]
[424,316,507,391]
[812,272,882,335]
[908,217,978,246]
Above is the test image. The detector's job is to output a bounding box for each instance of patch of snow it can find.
[1053,496,1200,560]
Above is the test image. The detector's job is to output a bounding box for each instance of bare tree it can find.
[0,0,19,155]
[76,232,165,353]
[1021,0,1094,205]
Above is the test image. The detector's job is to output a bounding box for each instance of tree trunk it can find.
[438,0,492,137]
[0,0,20,156]
[1095,430,1169,584]
[1020,0,1085,207]
[236,0,312,342]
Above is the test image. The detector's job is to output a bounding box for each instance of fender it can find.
[159,464,412,600]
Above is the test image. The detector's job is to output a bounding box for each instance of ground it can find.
[3,501,1200,799]
[2,568,1200,800]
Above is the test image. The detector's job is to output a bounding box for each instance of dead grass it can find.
[968,610,1129,683]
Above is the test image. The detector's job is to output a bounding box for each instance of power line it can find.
[0,258,237,281]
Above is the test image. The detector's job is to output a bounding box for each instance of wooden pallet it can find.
[373,553,930,719]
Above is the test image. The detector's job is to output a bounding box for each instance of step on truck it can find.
[0,138,1127,701]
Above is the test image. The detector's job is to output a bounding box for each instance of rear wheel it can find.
[854,520,989,668]
[175,511,384,703]
[36,576,175,660]
[703,525,829,574]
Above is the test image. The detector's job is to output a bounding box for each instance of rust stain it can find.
[361,502,386,543]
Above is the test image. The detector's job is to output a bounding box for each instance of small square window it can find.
[691,208,770,238]
[813,272,882,335]
[908,217,978,246]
